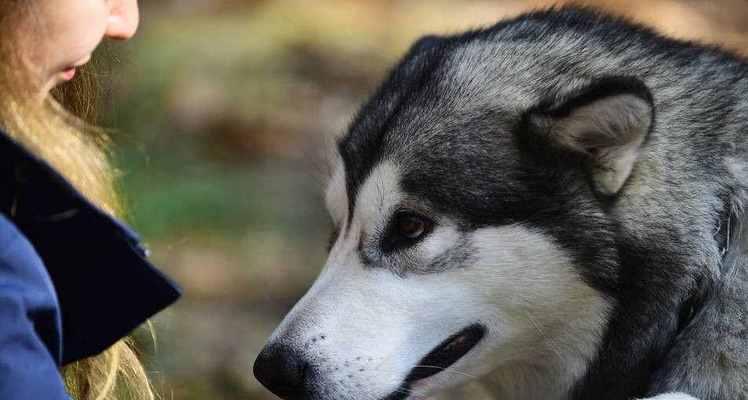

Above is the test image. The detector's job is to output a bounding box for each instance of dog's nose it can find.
[253,343,310,399]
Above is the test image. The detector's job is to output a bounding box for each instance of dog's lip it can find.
[407,323,486,384]
[381,324,486,400]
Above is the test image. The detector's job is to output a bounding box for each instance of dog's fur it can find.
[254,7,748,400]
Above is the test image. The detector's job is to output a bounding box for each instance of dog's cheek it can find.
[463,225,612,359]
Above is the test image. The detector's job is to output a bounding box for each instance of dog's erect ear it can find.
[525,77,654,196]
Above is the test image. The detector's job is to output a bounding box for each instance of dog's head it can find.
[255,14,655,400]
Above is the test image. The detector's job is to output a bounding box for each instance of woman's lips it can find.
[61,67,76,81]
[60,55,91,81]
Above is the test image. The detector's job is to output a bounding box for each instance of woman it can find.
[0,1,180,399]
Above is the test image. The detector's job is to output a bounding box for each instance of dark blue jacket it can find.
[0,132,181,399]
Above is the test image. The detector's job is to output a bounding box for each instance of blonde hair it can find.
[0,2,155,399]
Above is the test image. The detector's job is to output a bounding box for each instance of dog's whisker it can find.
[523,310,567,363]
[394,385,427,400]
[410,364,479,380]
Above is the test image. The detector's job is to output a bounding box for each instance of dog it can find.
[253,7,748,400]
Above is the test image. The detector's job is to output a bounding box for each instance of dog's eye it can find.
[381,211,434,253]
[397,213,430,240]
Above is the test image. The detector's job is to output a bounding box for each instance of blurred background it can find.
[97,1,748,399]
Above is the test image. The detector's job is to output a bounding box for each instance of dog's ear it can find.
[524,76,654,196]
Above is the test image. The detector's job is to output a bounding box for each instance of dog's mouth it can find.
[383,324,486,400]
[408,323,486,382]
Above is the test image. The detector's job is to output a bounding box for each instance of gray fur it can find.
[337,6,748,399]
[255,7,748,400]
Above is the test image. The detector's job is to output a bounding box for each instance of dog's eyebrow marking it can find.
[338,127,387,226]
[348,160,402,230]
[345,161,403,270]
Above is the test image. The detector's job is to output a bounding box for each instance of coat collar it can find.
[0,131,181,365]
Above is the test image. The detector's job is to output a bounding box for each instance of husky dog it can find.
[254,7,748,400]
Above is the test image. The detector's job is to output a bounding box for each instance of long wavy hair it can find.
[0,2,154,399]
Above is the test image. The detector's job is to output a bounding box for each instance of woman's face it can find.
[21,0,140,95]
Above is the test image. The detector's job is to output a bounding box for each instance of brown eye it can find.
[397,214,426,239]
[395,212,433,241]
[382,211,435,253]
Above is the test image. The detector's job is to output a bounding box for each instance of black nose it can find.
[253,343,310,399]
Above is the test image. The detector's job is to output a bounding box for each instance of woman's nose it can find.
[106,0,140,40]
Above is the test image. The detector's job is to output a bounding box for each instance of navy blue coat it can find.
[0,132,180,399]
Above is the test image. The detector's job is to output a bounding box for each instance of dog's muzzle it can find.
[253,324,486,400]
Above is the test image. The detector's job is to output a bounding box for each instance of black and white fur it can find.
[254,7,748,400]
